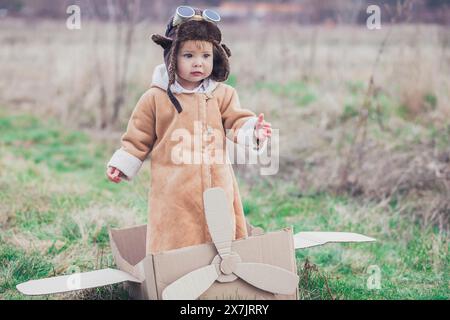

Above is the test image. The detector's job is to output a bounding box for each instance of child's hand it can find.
[107,166,125,183]
[254,113,272,144]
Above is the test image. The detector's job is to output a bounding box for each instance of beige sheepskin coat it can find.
[108,64,265,254]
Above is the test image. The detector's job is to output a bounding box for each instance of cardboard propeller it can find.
[162,188,299,300]
[16,187,376,299]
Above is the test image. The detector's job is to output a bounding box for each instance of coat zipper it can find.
[204,93,212,189]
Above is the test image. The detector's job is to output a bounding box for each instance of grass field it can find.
[0,111,447,300]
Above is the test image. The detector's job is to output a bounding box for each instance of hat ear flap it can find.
[151,34,173,50]
[211,42,230,82]
[221,43,232,58]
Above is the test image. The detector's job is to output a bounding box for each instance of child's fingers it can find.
[114,169,124,182]
[106,167,123,183]
[256,122,270,132]
[107,174,117,183]
[257,119,271,131]
[108,167,118,176]
[107,171,117,181]
[110,175,121,183]
[111,170,119,179]
[257,113,264,125]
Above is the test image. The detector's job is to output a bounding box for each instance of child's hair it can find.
[180,39,212,51]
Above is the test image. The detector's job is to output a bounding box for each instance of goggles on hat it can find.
[172,6,221,27]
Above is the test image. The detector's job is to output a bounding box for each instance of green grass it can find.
[0,236,54,299]
[225,74,238,88]
[0,110,148,299]
[241,181,449,300]
[0,110,448,300]
[253,80,317,107]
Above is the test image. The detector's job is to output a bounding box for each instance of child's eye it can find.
[203,54,211,58]
[183,54,192,58]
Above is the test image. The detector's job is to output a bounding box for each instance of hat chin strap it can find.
[167,86,183,113]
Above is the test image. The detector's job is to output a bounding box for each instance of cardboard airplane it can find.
[17,188,375,300]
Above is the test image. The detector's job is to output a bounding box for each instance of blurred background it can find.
[0,0,448,300]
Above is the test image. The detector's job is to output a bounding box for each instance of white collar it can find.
[151,64,218,94]
[171,78,210,94]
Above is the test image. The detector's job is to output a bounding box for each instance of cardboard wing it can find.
[294,232,375,249]
[16,187,376,299]
[16,268,141,296]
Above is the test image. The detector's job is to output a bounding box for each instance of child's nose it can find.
[193,58,203,67]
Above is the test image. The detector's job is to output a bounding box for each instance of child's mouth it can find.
[191,72,203,76]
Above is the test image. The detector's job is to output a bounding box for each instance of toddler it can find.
[106,6,272,254]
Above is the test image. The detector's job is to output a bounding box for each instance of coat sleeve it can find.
[107,91,157,180]
[220,87,267,154]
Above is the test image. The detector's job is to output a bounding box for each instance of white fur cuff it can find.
[107,149,143,181]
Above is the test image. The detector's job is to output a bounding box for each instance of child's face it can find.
[176,40,213,89]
